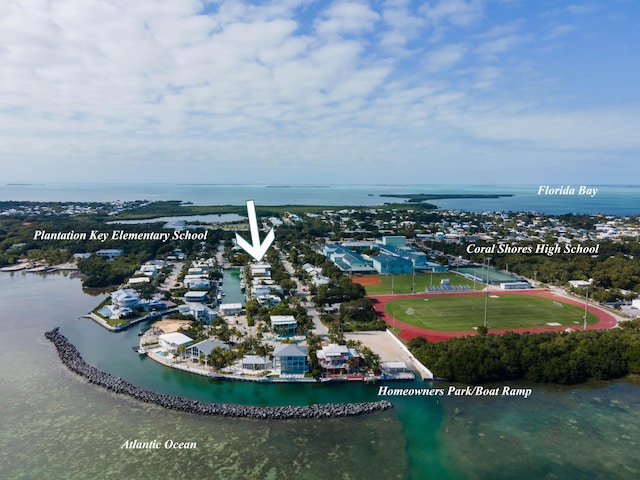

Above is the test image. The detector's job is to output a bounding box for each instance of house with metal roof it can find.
[272,344,308,375]
[270,315,298,337]
[184,339,228,360]
[184,291,208,303]
[316,344,359,375]
[242,355,270,371]
[110,288,141,308]
[158,332,193,353]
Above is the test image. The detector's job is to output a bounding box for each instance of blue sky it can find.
[1,0,639,184]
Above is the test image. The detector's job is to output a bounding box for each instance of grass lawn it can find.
[360,272,483,295]
[384,294,599,332]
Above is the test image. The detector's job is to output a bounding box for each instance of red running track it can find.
[370,289,618,342]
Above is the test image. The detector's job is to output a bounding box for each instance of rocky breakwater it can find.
[45,328,393,419]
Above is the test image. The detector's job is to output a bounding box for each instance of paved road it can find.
[276,247,329,336]
[160,261,183,291]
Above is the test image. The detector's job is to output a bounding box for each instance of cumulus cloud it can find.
[0,0,637,184]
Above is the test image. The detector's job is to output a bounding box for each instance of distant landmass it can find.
[380,193,514,203]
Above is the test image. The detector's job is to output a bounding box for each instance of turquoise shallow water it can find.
[2,183,639,215]
[1,272,640,479]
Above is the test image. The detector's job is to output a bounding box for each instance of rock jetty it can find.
[45,327,393,419]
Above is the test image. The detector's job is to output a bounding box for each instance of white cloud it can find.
[475,33,529,58]
[0,0,637,184]
[421,0,483,28]
[426,44,466,72]
[565,3,597,16]
[315,1,380,38]
[545,24,576,40]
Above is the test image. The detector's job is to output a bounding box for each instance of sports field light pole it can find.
[411,259,416,294]
[484,257,491,327]
[583,286,589,330]
[385,258,395,294]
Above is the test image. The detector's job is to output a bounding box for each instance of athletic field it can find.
[384,293,599,333]
[353,272,482,295]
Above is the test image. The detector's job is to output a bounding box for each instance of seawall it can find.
[45,327,393,419]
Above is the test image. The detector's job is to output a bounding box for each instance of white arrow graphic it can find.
[235,200,275,262]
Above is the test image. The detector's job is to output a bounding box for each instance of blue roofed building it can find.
[371,254,414,274]
[272,344,308,375]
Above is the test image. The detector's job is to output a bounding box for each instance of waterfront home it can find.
[179,303,217,322]
[272,344,308,375]
[270,315,298,337]
[184,276,211,290]
[184,339,228,360]
[184,291,208,303]
[316,344,359,375]
[98,305,133,320]
[158,332,193,353]
[219,303,243,316]
[241,355,270,371]
[257,294,281,306]
[110,288,140,309]
[250,263,271,278]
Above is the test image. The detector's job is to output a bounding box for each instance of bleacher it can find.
[426,285,471,293]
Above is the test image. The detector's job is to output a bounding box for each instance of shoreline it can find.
[45,327,394,419]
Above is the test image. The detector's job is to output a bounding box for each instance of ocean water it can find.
[2,183,640,479]
[2,183,639,216]
[1,273,640,479]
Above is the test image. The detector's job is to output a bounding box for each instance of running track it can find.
[370,289,618,342]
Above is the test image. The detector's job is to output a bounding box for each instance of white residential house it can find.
[95,249,124,260]
[250,263,271,277]
[178,303,218,322]
[184,291,208,303]
[270,315,298,336]
[110,288,140,309]
[135,264,159,277]
[184,277,211,290]
[219,303,243,316]
[242,355,270,371]
[158,332,193,353]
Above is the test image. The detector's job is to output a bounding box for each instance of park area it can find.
[353,272,483,295]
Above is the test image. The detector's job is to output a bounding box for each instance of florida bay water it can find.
[2,183,640,216]
[1,273,640,479]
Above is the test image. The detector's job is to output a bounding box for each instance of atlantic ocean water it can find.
[1,184,640,479]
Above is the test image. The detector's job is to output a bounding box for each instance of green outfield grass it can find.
[360,272,483,295]
[384,294,599,332]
